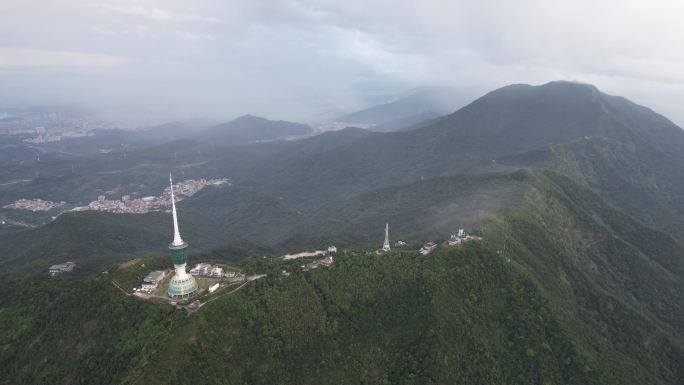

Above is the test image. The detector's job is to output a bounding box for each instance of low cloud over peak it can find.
[1,0,683,124]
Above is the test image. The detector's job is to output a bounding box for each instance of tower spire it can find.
[169,173,184,246]
[166,173,197,299]
[383,222,391,252]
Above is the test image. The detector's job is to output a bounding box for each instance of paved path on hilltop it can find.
[198,274,267,309]
[110,278,131,296]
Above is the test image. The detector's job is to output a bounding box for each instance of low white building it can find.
[141,270,166,291]
[48,262,76,276]
[448,229,483,246]
[448,234,464,246]
[190,262,241,280]
[208,283,220,293]
[210,266,224,278]
[420,242,438,255]
[190,263,212,276]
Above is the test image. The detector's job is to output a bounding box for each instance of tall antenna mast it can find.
[169,173,184,246]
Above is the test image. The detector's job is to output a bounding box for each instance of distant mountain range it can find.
[3,81,684,245]
[18,115,314,160]
[194,114,313,145]
[4,81,684,248]
[337,86,476,131]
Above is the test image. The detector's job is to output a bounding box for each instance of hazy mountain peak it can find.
[337,86,477,131]
[231,114,270,123]
[195,114,313,145]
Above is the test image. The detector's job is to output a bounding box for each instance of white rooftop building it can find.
[210,266,224,278]
[420,242,438,255]
[190,263,212,276]
[48,262,76,276]
[448,229,483,246]
[208,283,220,293]
[141,270,166,291]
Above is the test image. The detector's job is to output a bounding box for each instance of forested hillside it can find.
[2,170,682,384]
[0,275,185,385]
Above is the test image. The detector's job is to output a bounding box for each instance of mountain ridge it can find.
[337,86,474,131]
[4,80,684,262]
[195,114,313,145]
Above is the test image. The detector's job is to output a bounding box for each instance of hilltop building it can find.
[166,173,199,299]
[420,242,438,255]
[48,262,75,276]
[382,223,391,252]
[190,263,212,276]
[319,255,334,266]
[189,263,238,279]
[302,254,335,270]
[448,229,467,246]
[328,245,337,255]
[448,229,483,246]
[141,270,166,291]
[208,283,220,293]
[210,266,224,278]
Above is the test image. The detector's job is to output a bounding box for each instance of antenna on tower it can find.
[169,173,184,246]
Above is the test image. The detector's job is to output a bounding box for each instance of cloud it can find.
[91,25,118,37]
[0,48,131,67]
[1,0,684,124]
[175,30,216,43]
[92,3,222,24]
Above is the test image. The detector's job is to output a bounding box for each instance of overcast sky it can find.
[1,0,683,124]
